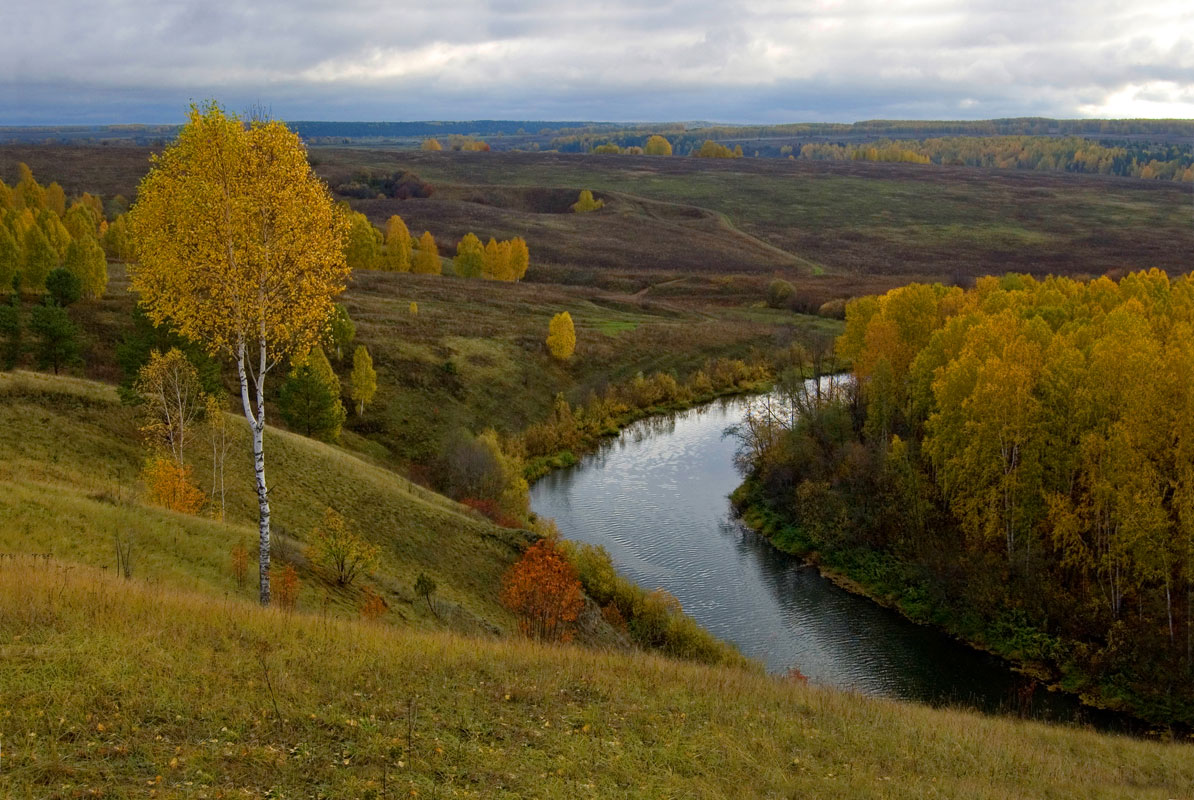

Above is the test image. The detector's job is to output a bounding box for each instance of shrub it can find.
[274,564,300,611]
[766,279,796,309]
[142,456,205,514]
[817,298,848,319]
[415,572,437,616]
[360,587,387,621]
[308,508,379,586]
[501,539,584,642]
[571,190,604,213]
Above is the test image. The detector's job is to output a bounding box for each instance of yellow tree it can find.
[644,135,673,156]
[482,237,506,279]
[421,138,443,151]
[412,231,441,274]
[344,211,382,270]
[350,344,377,415]
[63,236,108,299]
[45,182,66,216]
[383,214,412,272]
[546,311,576,360]
[128,102,349,606]
[134,348,207,465]
[571,190,603,213]
[453,232,484,278]
[508,236,530,282]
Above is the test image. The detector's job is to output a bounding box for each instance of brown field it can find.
[4,145,1190,310]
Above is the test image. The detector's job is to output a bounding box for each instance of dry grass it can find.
[1,558,1191,799]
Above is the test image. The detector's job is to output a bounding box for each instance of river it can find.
[529,392,1125,727]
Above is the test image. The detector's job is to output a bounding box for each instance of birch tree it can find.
[128,102,349,605]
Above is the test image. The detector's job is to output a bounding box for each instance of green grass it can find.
[0,370,530,632]
[3,559,1193,799]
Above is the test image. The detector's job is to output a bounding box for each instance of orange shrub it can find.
[274,564,300,611]
[360,587,387,621]
[143,456,205,514]
[500,539,584,642]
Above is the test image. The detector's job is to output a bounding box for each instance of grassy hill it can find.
[0,370,531,632]
[1,373,1193,797]
[3,557,1193,798]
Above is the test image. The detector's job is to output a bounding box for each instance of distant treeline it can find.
[797,136,1194,181]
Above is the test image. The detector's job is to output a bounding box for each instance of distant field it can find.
[320,150,1194,290]
[3,146,1189,309]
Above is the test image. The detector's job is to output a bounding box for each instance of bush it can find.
[142,456,205,514]
[817,298,848,319]
[308,508,379,586]
[766,279,796,309]
[501,539,584,642]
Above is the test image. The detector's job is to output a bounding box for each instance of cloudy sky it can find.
[2,0,1192,124]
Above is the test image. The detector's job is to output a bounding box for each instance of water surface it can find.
[530,393,1120,725]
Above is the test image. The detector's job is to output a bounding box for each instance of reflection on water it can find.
[530,393,1124,727]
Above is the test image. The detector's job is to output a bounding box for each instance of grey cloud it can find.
[0,0,1191,123]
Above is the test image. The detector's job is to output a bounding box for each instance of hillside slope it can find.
[2,560,1192,799]
[0,370,530,632]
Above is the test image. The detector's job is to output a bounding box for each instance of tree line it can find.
[736,271,1194,724]
[341,208,530,281]
[796,136,1194,181]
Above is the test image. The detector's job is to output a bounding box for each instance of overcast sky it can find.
[2,0,1192,124]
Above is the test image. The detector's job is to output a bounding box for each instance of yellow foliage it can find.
[644,135,673,156]
[546,311,576,361]
[142,456,206,514]
[412,231,441,274]
[350,344,377,415]
[421,138,443,151]
[383,214,412,272]
[571,190,603,213]
[128,101,350,364]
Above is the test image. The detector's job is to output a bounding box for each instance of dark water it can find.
[530,394,1127,728]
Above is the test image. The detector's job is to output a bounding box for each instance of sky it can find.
[2,0,1193,125]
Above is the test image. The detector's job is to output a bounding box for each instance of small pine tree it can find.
[278,347,346,441]
[349,344,377,415]
[546,311,576,361]
[453,232,484,278]
[412,231,440,274]
[29,302,80,373]
[45,268,81,307]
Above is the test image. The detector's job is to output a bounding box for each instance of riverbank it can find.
[730,479,1182,736]
[522,370,774,484]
